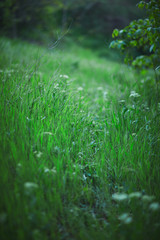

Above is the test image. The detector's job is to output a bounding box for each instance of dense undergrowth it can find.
[0,37,160,240]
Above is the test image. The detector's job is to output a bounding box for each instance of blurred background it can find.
[0,0,145,47]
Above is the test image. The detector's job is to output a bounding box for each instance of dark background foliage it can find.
[0,0,145,43]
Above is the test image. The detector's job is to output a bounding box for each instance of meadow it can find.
[0,37,160,240]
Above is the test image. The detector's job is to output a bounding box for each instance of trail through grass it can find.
[0,37,160,240]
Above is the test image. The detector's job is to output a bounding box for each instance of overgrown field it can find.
[0,37,160,240]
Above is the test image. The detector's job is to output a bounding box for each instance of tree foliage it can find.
[0,0,144,40]
[110,0,160,70]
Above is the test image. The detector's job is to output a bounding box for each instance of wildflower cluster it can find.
[112,191,160,227]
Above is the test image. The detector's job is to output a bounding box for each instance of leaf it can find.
[109,40,117,49]
[155,66,160,71]
[112,29,119,38]
[135,29,143,37]
[137,1,145,9]
[149,44,154,52]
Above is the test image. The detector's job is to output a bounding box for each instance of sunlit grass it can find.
[0,37,160,240]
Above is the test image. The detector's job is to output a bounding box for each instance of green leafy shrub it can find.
[110,0,160,70]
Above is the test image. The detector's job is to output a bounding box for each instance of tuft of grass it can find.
[0,37,160,240]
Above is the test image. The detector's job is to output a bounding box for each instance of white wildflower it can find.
[16,163,22,171]
[54,83,59,89]
[118,213,132,224]
[26,117,32,121]
[149,202,160,211]
[77,87,83,91]
[129,91,140,98]
[6,69,15,73]
[42,132,53,136]
[129,192,142,199]
[24,182,38,194]
[142,195,155,202]
[17,163,22,168]
[132,133,137,136]
[50,167,57,174]
[60,74,69,79]
[34,151,43,158]
[119,100,125,103]
[83,174,87,180]
[97,87,103,91]
[44,167,56,174]
[112,193,128,201]
[44,168,50,173]
[103,91,108,99]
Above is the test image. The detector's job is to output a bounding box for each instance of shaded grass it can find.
[0,37,160,240]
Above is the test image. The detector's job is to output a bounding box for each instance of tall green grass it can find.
[0,37,160,240]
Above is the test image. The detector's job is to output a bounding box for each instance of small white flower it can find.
[149,202,160,211]
[44,168,50,173]
[129,192,142,198]
[132,133,137,136]
[42,132,53,136]
[34,151,43,158]
[5,69,14,73]
[26,117,32,121]
[54,83,59,89]
[24,182,38,194]
[142,195,155,202]
[83,174,87,180]
[118,213,132,224]
[112,193,128,201]
[119,100,125,103]
[77,87,83,91]
[97,87,103,91]
[60,74,69,79]
[50,167,57,174]
[17,163,22,168]
[129,91,140,98]
[16,163,22,171]
[103,91,108,99]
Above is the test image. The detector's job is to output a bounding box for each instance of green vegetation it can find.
[110,0,160,69]
[0,0,144,41]
[0,36,160,240]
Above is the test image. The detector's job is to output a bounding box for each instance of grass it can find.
[0,37,160,240]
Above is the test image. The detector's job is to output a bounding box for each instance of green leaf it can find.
[149,44,154,52]
[135,29,143,37]
[110,0,160,69]
[112,29,119,38]
[137,1,145,9]
[109,40,116,49]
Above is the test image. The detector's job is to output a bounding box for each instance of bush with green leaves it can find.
[110,0,160,70]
